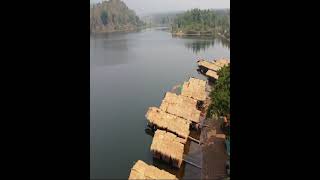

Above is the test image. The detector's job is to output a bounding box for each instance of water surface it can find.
[90,28,230,179]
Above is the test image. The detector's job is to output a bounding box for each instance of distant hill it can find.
[141,11,182,27]
[90,0,145,33]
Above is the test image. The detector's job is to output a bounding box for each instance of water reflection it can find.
[219,37,230,50]
[175,35,230,54]
[90,34,129,66]
[185,40,215,54]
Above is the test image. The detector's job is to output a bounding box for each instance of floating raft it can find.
[150,130,185,168]
[146,107,190,141]
[181,77,207,102]
[128,160,177,180]
[160,92,201,123]
[206,70,219,80]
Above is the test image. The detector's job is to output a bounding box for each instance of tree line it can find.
[171,8,229,38]
[90,0,145,33]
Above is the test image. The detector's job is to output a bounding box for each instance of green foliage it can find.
[91,0,145,33]
[172,8,229,37]
[100,10,108,25]
[207,66,230,118]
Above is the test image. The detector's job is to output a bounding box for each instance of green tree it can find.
[100,10,108,25]
[207,65,230,117]
[171,8,229,36]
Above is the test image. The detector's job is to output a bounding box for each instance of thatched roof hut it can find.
[197,60,221,71]
[160,92,201,123]
[150,130,185,168]
[128,160,177,179]
[213,58,230,67]
[206,70,219,80]
[145,107,190,140]
[181,77,207,101]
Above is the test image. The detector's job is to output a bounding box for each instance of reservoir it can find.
[90,28,230,179]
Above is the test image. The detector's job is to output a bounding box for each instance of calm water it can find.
[90,28,230,179]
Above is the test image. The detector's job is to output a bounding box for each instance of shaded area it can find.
[201,117,228,179]
[176,35,229,54]
[185,40,215,54]
[144,127,202,179]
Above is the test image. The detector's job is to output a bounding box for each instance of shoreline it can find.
[200,113,228,179]
[90,26,148,35]
[171,31,230,42]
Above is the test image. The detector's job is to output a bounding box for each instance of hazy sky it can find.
[90,0,230,15]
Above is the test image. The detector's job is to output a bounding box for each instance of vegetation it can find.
[90,0,145,33]
[100,10,109,25]
[207,65,230,118]
[141,11,179,27]
[171,9,229,39]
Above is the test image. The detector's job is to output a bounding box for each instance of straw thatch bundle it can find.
[160,92,201,123]
[206,70,219,80]
[197,60,221,71]
[146,107,190,140]
[212,58,230,67]
[150,130,184,168]
[128,160,177,179]
[181,77,207,101]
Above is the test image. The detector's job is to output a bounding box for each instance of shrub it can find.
[207,65,230,118]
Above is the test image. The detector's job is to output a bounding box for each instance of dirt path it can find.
[200,117,228,180]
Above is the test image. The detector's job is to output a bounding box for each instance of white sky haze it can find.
[90,0,230,15]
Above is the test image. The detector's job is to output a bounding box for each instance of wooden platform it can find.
[128,160,177,179]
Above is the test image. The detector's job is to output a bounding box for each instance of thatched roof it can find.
[146,107,190,140]
[128,160,177,180]
[181,77,207,101]
[150,130,185,168]
[197,60,221,71]
[160,92,201,123]
[206,70,219,79]
[212,58,230,67]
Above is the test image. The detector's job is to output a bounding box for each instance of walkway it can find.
[201,117,228,180]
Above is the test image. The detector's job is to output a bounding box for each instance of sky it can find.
[90,0,230,15]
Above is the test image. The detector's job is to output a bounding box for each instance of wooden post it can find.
[188,136,200,144]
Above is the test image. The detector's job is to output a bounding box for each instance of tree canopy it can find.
[207,65,230,118]
[171,8,229,38]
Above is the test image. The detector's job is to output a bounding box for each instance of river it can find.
[90,28,230,179]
